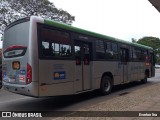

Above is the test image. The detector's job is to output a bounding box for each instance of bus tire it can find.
[100,76,113,95]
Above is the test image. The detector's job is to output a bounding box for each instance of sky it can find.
[51,0,160,42]
[0,0,159,48]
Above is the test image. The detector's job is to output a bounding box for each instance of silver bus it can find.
[2,16,155,97]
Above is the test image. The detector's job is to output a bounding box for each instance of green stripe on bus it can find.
[44,19,152,50]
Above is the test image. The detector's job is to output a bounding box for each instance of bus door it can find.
[120,48,129,83]
[74,41,92,92]
[149,52,155,77]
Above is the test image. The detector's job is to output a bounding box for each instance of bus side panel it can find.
[92,61,122,89]
[130,62,145,81]
[29,16,44,97]
[38,60,75,96]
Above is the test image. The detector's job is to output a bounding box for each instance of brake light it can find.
[26,63,32,84]
[3,45,27,58]
[4,45,27,52]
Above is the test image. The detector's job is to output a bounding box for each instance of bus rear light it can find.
[3,45,27,58]
[4,45,27,52]
[26,63,32,84]
[145,62,150,66]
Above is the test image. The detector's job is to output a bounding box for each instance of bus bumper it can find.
[2,81,39,97]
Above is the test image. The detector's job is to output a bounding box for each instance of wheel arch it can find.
[101,72,114,84]
[99,71,114,95]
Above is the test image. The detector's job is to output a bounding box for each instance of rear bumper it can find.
[2,81,39,97]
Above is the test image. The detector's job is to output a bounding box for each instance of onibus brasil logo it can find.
[2,112,42,118]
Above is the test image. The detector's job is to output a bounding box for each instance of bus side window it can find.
[60,44,71,56]
[41,28,72,58]
[52,43,59,56]
[75,46,81,65]
[120,48,129,63]
[149,52,155,66]
[105,42,112,59]
[111,43,118,60]
[132,47,137,61]
[105,42,118,60]
[84,44,90,65]
[42,41,50,56]
[95,40,105,59]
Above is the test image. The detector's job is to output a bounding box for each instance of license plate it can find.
[9,78,15,83]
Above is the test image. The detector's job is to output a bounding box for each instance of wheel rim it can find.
[104,79,111,92]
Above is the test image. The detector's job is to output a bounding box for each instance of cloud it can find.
[52,0,160,41]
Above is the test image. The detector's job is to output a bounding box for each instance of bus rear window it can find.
[3,46,27,58]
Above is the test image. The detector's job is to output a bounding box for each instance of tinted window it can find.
[105,42,112,59]
[95,40,105,59]
[131,47,146,61]
[40,28,72,58]
[132,47,137,61]
[111,43,118,59]
[105,42,118,60]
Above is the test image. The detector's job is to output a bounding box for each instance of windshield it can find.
[3,20,30,58]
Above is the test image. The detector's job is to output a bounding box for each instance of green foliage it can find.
[137,36,160,63]
[137,36,160,49]
[0,0,75,37]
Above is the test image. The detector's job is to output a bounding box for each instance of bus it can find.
[2,16,155,97]
[0,47,2,89]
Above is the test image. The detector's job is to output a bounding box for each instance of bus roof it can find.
[44,18,153,50]
[4,16,153,50]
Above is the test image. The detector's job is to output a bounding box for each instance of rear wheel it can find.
[100,76,113,95]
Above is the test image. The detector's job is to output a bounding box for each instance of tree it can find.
[0,0,75,37]
[137,36,160,63]
[131,38,137,43]
[137,36,160,49]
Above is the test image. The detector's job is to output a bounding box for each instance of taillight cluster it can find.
[26,63,32,84]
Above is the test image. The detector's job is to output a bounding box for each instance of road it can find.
[0,69,160,119]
